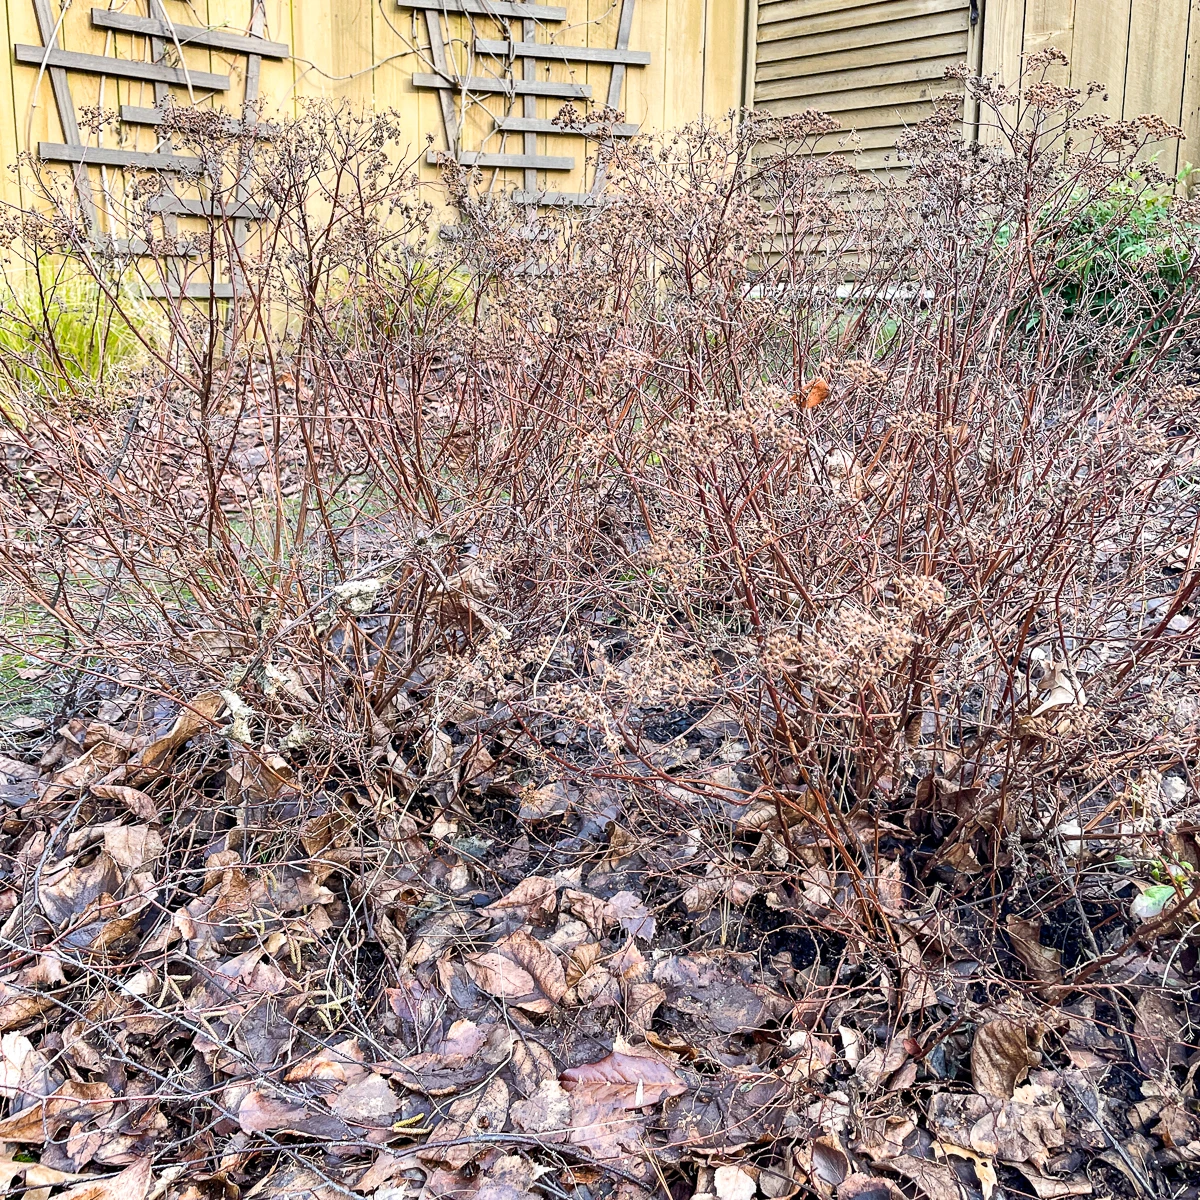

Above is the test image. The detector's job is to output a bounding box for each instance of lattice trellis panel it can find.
[402,0,647,205]
[15,0,283,285]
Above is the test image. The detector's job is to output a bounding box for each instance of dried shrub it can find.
[0,56,1197,1196]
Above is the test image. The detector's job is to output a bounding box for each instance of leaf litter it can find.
[4,615,1200,1200]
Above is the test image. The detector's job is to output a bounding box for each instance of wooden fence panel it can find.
[750,0,1199,182]
[980,0,1200,178]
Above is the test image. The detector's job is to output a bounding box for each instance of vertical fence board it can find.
[981,0,1025,79]
[1069,0,1130,124]
[1183,0,1200,179]
[0,0,21,209]
[1125,0,1190,174]
[705,0,746,118]
[665,0,706,134]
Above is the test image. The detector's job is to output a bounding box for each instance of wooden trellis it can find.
[15,0,285,279]
[402,0,648,204]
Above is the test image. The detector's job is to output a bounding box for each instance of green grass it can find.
[0,265,165,408]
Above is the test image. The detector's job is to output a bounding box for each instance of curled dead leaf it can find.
[89,784,159,823]
[971,1017,1042,1101]
[929,1083,1065,1168]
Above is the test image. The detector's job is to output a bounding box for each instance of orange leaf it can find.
[801,378,830,409]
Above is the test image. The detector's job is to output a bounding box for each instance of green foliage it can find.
[1055,168,1194,320]
[0,266,161,408]
[996,166,1199,359]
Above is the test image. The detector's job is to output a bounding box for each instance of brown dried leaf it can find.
[1134,989,1186,1077]
[39,852,120,927]
[714,1165,756,1200]
[566,941,603,986]
[608,890,655,940]
[499,929,567,1003]
[41,741,130,806]
[234,1087,355,1140]
[0,984,54,1033]
[971,1017,1041,1100]
[897,929,940,1013]
[103,825,164,874]
[0,1079,114,1143]
[888,1157,967,1200]
[463,951,536,1000]
[52,1158,152,1200]
[353,1151,410,1193]
[625,981,665,1036]
[928,1084,1066,1168]
[1014,1168,1093,1199]
[483,876,558,924]
[1006,916,1065,999]
[127,691,224,783]
[805,1138,849,1197]
[518,779,570,820]
[89,784,158,823]
[328,1073,400,1125]
[285,1038,367,1084]
[560,1045,686,1107]
[782,1030,836,1082]
[838,1174,906,1200]
[510,1078,570,1136]
[563,888,609,938]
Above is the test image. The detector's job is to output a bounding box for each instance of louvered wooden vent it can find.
[752,0,979,171]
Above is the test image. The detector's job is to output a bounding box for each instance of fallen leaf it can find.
[1014,1167,1093,1199]
[1030,659,1086,717]
[418,1076,509,1168]
[483,876,558,924]
[1005,916,1064,999]
[90,784,158,823]
[928,1083,1066,1168]
[0,1079,114,1143]
[103,824,164,874]
[625,980,665,1035]
[328,1073,399,1125]
[937,1145,996,1200]
[782,1030,836,1082]
[464,928,566,1013]
[563,888,610,938]
[856,1040,909,1090]
[971,1017,1041,1100]
[518,780,570,820]
[800,377,830,409]
[0,983,55,1032]
[234,1086,355,1140]
[498,929,567,1003]
[560,1045,686,1160]
[714,1165,756,1200]
[1134,989,1186,1077]
[39,852,120,926]
[608,891,655,940]
[127,691,224,783]
[887,1157,965,1200]
[838,1174,905,1200]
[804,1138,848,1197]
[53,1157,152,1200]
[510,1078,571,1136]
[0,1031,34,1098]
